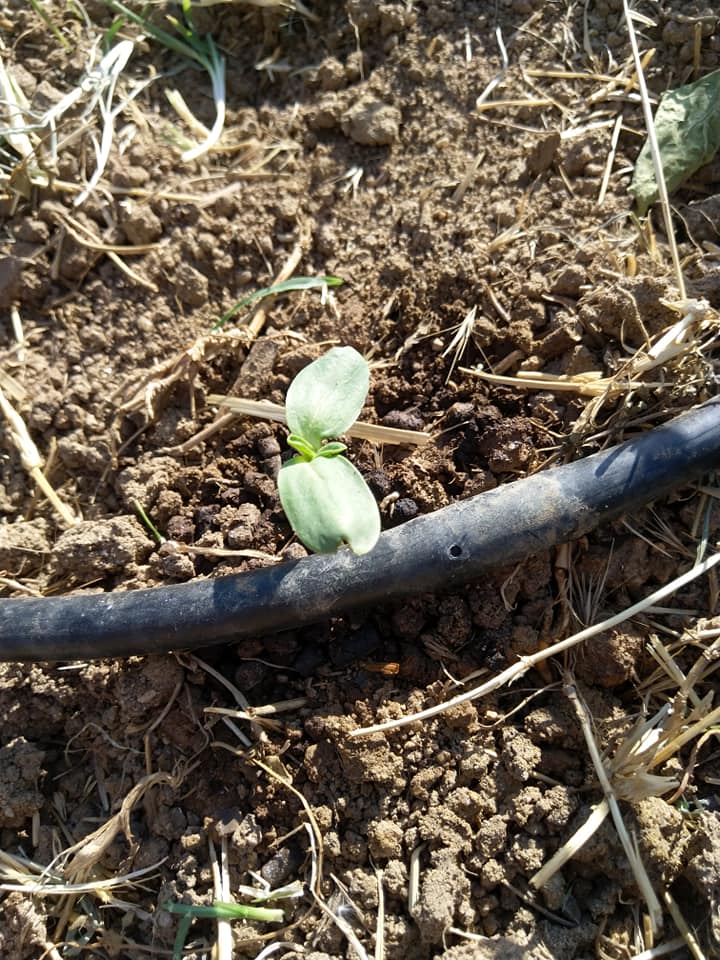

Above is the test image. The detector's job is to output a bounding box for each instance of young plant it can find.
[104,0,225,162]
[278,347,381,555]
[212,275,343,330]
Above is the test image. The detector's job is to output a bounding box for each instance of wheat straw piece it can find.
[0,386,78,526]
[206,396,430,446]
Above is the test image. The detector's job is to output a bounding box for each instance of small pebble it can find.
[382,409,425,432]
[165,516,195,543]
[193,505,217,536]
[392,499,419,522]
[257,436,281,459]
[365,469,392,498]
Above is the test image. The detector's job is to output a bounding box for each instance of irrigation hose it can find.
[1,398,719,662]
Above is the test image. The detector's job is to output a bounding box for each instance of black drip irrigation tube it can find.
[2,398,720,663]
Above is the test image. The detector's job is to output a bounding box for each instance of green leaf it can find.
[212,276,344,330]
[287,433,316,460]
[163,901,284,923]
[278,454,380,555]
[285,346,369,450]
[317,441,347,457]
[629,68,720,216]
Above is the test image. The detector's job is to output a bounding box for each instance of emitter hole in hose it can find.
[449,544,463,559]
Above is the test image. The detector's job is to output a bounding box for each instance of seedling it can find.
[278,347,381,555]
[103,0,226,162]
[163,901,284,960]
[212,275,343,330]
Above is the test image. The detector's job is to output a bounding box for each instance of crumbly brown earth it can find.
[1,1,720,958]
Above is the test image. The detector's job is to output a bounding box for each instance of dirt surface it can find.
[1,1,720,957]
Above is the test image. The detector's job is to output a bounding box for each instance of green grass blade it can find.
[212,276,344,330]
[163,901,284,923]
[102,0,206,66]
[103,15,127,50]
[29,0,71,50]
[172,913,193,960]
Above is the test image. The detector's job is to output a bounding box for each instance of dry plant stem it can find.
[56,211,162,254]
[61,770,187,882]
[662,889,706,960]
[0,366,26,403]
[0,173,279,203]
[563,677,663,935]
[407,843,425,914]
[188,654,258,745]
[174,542,278,561]
[375,865,385,960]
[502,880,576,928]
[477,97,553,111]
[451,151,485,203]
[206,396,431,446]
[652,700,720,768]
[461,366,663,397]
[10,305,24,361]
[630,937,695,960]
[623,0,685,298]
[245,234,305,341]
[0,386,77,526]
[310,887,369,960]
[0,54,35,161]
[597,112,623,206]
[666,728,716,805]
[156,236,307,454]
[0,860,165,895]
[350,550,720,737]
[475,27,509,107]
[209,835,232,960]
[530,799,610,890]
[252,758,323,897]
[106,250,158,290]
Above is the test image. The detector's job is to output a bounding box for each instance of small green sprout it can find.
[163,901,284,960]
[278,347,381,555]
[212,275,344,330]
[103,0,225,162]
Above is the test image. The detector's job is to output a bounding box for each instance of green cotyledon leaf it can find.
[284,346,370,450]
[278,453,380,555]
[629,68,720,216]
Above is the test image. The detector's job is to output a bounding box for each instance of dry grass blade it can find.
[0,385,78,526]
[57,210,163,254]
[462,295,717,434]
[477,97,553,112]
[61,770,186,882]
[205,396,431,446]
[563,677,664,934]
[0,854,164,895]
[0,364,27,403]
[0,54,35,163]
[532,621,720,943]
[597,112,624,206]
[662,889,706,960]
[209,834,233,960]
[119,235,308,448]
[252,757,324,897]
[622,0,685,298]
[374,864,385,960]
[475,27,509,107]
[530,799,609,890]
[441,306,477,383]
[310,881,369,960]
[350,551,720,737]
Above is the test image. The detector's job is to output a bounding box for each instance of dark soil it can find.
[1,1,720,958]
